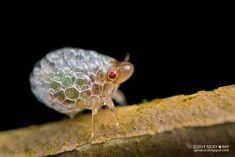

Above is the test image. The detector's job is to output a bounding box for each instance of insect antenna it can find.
[124,53,130,61]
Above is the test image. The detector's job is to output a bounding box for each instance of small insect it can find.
[30,48,134,138]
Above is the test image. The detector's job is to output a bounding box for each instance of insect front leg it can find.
[105,98,120,128]
[112,89,127,105]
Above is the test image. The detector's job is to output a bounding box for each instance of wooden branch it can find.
[0,85,235,157]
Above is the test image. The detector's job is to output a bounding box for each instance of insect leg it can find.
[112,89,127,105]
[91,107,98,139]
[89,96,101,139]
[106,98,120,128]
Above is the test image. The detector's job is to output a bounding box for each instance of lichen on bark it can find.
[0,85,235,157]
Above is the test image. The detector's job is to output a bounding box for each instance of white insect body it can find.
[30,48,134,138]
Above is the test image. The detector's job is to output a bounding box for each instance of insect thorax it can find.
[47,68,115,110]
[30,48,117,116]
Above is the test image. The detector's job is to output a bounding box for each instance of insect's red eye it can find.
[108,71,117,80]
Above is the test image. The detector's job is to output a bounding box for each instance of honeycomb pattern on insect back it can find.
[30,48,115,116]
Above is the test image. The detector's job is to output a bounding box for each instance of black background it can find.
[0,9,234,131]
